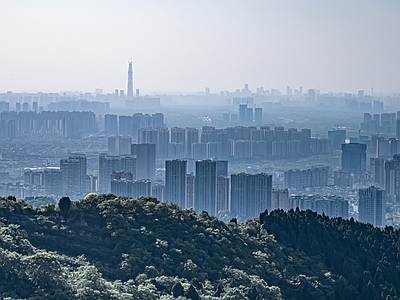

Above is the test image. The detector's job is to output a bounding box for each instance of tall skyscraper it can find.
[127,60,134,100]
[341,143,367,172]
[131,144,156,180]
[165,160,187,208]
[195,160,217,215]
[231,173,272,219]
[358,186,386,227]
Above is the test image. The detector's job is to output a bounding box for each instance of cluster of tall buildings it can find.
[24,153,89,198]
[284,167,329,190]
[0,91,110,113]
[105,124,327,160]
[164,159,272,219]
[332,142,395,203]
[289,194,349,219]
[99,154,137,193]
[19,138,389,226]
[361,111,399,135]
[104,113,165,137]
[0,111,96,139]
[371,154,400,203]
[334,143,367,187]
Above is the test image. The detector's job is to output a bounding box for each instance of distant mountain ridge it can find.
[0,194,398,299]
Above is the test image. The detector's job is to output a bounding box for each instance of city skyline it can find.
[1,1,400,94]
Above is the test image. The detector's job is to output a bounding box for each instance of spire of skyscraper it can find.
[127,59,134,99]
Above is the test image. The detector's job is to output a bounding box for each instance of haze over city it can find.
[2,1,400,299]
[1,0,400,94]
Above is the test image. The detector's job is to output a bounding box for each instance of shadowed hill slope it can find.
[0,195,398,299]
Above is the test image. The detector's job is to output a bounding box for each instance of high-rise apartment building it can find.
[186,173,195,209]
[370,157,385,188]
[385,154,400,202]
[230,173,272,219]
[396,119,400,140]
[111,179,152,198]
[43,167,62,196]
[119,115,137,137]
[271,189,290,211]
[108,135,132,156]
[254,107,262,124]
[194,160,217,215]
[328,130,346,150]
[139,127,169,159]
[120,155,137,180]
[239,104,247,122]
[217,175,230,213]
[165,160,187,208]
[98,154,137,194]
[157,127,170,159]
[192,143,207,160]
[290,194,348,219]
[99,155,121,193]
[341,143,367,172]
[60,153,87,196]
[171,127,185,143]
[104,114,118,135]
[185,127,199,158]
[284,166,329,190]
[138,128,158,144]
[301,128,311,154]
[131,144,156,180]
[358,186,386,227]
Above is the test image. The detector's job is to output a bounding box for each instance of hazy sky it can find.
[1,0,399,94]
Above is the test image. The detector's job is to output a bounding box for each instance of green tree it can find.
[58,197,71,219]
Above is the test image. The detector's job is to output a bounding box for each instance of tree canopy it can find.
[0,195,398,299]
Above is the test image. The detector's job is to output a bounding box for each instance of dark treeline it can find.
[0,195,399,299]
[261,208,400,299]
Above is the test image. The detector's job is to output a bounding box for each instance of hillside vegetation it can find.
[0,194,399,299]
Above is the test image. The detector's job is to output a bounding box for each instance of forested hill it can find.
[0,195,399,300]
